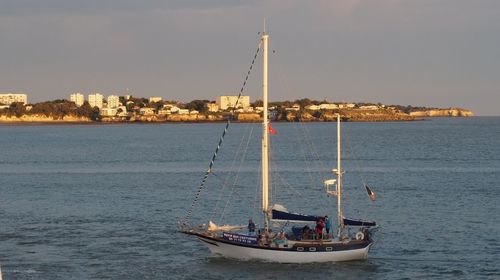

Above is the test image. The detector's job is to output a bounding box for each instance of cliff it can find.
[285,109,417,122]
[237,113,261,122]
[409,108,474,117]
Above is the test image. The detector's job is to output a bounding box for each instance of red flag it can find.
[268,123,277,135]
[365,184,376,201]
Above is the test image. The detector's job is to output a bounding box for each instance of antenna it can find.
[263,18,266,33]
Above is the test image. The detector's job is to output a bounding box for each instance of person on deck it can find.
[324,215,332,237]
[247,219,256,235]
[258,230,265,246]
[267,229,275,245]
[301,225,311,240]
[261,228,272,246]
[316,218,325,239]
[275,231,287,247]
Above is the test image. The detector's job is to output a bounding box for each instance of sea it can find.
[0,117,499,280]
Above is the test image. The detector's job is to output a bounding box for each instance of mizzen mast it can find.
[337,114,344,236]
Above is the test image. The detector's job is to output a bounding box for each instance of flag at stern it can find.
[365,184,376,201]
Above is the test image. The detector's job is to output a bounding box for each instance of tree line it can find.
[0,100,100,120]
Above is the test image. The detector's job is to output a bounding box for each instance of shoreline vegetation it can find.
[0,98,473,124]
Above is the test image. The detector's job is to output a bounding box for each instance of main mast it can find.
[261,32,270,221]
[337,114,343,237]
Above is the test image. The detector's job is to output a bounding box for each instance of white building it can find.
[70,93,84,107]
[285,105,301,111]
[107,95,120,109]
[149,96,163,103]
[162,104,180,114]
[117,106,128,117]
[88,93,104,109]
[359,105,379,110]
[0,93,28,105]
[100,107,117,117]
[338,103,356,109]
[305,105,320,111]
[207,103,219,112]
[140,107,155,115]
[216,95,250,110]
[319,103,338,110]
[158,109,171,115]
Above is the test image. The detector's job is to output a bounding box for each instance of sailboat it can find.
[180,30,378,263]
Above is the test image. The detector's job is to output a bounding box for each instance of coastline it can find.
[0,107,474,125]
[0,116,483,126]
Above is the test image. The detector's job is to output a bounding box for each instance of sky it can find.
[1,0,499,115]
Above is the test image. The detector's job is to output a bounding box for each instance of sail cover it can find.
[271,204,322,223]
[343,217,377,227]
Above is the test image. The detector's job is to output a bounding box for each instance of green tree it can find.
[185,99,209,113]
[8,102,26,118]
[251,99,263,107]
[91,107,101,121]
[150,101,164,111]
[295,98,312,108]
[75,102,94,118]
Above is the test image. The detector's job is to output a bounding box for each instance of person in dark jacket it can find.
[248,219,256,235]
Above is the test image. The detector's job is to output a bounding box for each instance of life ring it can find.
[356,231,364,241]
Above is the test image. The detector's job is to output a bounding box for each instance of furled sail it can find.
[343,217,377,227]
[207,221,246,232]
[270,204,322,223]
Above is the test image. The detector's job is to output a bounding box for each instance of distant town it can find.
[0,92,473,123]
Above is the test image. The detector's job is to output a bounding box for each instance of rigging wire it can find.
[269,40,333,212]
[342,125,375,218]
[219,124,255,223]
[182,41,262,225]
[298,120,341,213]
[210,122,253,222]
[252,148,262,220]
[271,37,353,216]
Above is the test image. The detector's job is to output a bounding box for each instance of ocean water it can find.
[0,117,499,279]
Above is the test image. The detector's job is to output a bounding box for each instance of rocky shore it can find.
[0,114,91,123]
[0,107,473,123]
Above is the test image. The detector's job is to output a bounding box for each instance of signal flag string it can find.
[182,41,262,226]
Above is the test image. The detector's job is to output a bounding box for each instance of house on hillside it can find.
[319,103,338,110]
[305,105,320,111]
[206,103,219,112]
[140,107,155,115]
[285,104,301,111]
[359,105,379,110]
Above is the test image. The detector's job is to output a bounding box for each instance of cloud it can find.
[0,0,253,17]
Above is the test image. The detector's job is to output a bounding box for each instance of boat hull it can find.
[197,235,372,263]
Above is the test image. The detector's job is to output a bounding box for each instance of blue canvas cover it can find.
[343,217,377,227]
[271,209,322,222]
